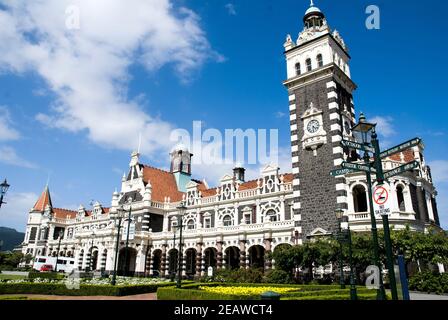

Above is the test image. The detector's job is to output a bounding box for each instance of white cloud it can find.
[225,3,237,16]
[0,146,38,168]
[0,0,222,159]
[0,192,38,232]
[429,160,448,183]
[0,106,20,141]
[370,115,395,138]
[274,111,286,118]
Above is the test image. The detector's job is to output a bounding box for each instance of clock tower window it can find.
[317,54,323,67]
[306,58,312,72]
[295,63,301,76]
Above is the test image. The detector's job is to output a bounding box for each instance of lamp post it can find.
[111,206,125,286]
[88,230,96,272]
[171,225,177,282]
[176,201,186,289]
[123,197,133,277]
[335,208,345,289]
[54,230,63,273]
[351,113,386,300]
[0,179,10,209]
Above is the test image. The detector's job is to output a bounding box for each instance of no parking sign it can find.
[373,185,391,216]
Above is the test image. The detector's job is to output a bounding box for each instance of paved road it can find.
[0,293,157,300]
[410,292,448,300]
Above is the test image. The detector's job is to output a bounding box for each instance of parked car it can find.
[40,264,53,272]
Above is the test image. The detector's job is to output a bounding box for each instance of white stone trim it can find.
[293,190,301,198]
[292,167,299,174]
[336,183,346,191]
[330,124,341,132]
[337,196,347,203]
[333,146,343,154]
[292,156,299,163]
[326,81,337,89]
[291,145,298,152]
[293,203,301,210]
[327,91,338,99]
[290,124,297,131]
[334,158,343,166]
[289,95,296,102]
[290,104,296,111]
[293,178,300,186]
[291,134,298,142]
[329,102,339,110]
[290,113,297,121]
[330,113,340,120]
[331,135,342,143]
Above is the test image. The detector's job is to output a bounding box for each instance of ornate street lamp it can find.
[335,208,346,289]
[54,230,64,273]
[351,113,386,300]
[0,179,10,209]
[175,201,187,289]
[123,197,133,277]
[111,205,126,286]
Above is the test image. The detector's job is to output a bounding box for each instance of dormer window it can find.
[187,219,195,230]
[295,63,301,76]
[306,58,312,72]
[223,215,232,227]
[317,54,323,67]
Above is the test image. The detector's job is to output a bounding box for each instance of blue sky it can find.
[0,0,447,231]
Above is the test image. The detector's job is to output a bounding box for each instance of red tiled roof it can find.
[33,186,52,212]
[53,208,77,219]
[142,165,184,202]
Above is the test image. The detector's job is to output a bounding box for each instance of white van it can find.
[33,256,76,273]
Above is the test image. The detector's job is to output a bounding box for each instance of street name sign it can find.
[122,221,136,241]
[330,168,355,177]
[380,138,422,159]
[373,185,391,216]
[341,162,376,173]
[383,161,419,180]
[341,139,375,153]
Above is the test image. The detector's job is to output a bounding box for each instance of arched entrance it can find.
[185,248,197,277]
[88,247,99,271]
[224,246,240,270]
[204,248,217,270]
[248,245,265,269]
[168,249,178,279]
[118,247,137,276]
[152,249,162,277]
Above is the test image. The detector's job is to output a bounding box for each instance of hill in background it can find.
[0,227,24,252]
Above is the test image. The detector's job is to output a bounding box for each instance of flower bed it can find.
[199,286,300,296]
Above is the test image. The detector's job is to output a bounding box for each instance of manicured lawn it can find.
[0,274,27,280]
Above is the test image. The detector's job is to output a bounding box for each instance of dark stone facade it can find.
[290,76,353,240]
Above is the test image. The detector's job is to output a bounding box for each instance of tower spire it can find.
[310,0,314,6]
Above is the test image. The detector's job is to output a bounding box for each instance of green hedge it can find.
[28,272,65,280]
[157,283,376,301]
[0,282,172,296]
[408,272,448,294]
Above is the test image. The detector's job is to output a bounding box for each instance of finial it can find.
[359,112,366,123]
[310,0,314,7]
[137,132,142,154]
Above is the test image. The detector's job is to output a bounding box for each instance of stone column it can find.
[216,239,223,270]
[196,242,203,278]
[264,238,272,271]
[239,240,246,269]
[416,184,429,222]
[146,246,153,277]
[161,244,167,277]
[181,249,186,277]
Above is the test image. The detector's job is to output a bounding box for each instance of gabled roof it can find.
[53,208,77,219]
[142,165,184,202]
[32,186,52,212]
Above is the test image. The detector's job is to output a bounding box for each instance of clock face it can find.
[307,119,320,134]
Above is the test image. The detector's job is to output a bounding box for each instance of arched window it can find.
[306,58,312,72]
[223,215,233,227]
[266,209,278,222]
[295,63,301,76]
[353,185,368,213]
[187,219,195,230]
[397,186,406,211]
[317,54,323,67]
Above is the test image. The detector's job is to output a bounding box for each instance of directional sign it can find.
[330,168,355,177]
[341,140,375,153]
[383,161,419,180]
[373,185,391,216]
[122,221,135,241]
[380,138,422,159]
[341,162,376,173]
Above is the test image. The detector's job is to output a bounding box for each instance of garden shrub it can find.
[213,268,264,283]
[408,271,448,294]
[28,272,65,280]
[263,270,293,284]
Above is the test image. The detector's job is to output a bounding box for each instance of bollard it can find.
[260,291,281,300]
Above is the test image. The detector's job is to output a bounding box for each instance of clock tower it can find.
[283,1,357,241]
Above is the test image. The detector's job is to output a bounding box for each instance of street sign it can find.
[383,161,419,180]
[330,168,355,177]
[341,139,375,153]
[341,162,376,173]
[373,185,391,216]
[207,266,214,277]
[380,138,422,159]
[122,221,136,241]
